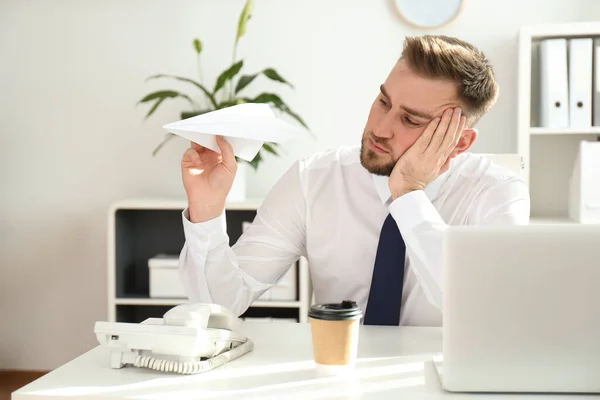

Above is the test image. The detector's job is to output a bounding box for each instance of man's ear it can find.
[450,128,477,158]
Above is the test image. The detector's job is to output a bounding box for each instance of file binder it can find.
[568,140,600,223]
[593,38,600,126]
[568,38,593,128]
[539,39,569,128]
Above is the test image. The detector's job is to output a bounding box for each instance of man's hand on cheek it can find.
[389,107,466,200]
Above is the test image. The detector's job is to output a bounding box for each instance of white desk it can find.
[13,322,599,400]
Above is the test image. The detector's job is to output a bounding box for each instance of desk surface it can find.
[12,322,599,400]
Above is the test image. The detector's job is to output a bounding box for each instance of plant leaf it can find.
[263,68,293,88]
[277,103,310,131]
[181,110,207,119]
[146,97,168,119]
[235,73,258,94]
[262,143,278,156]
[147,74,217,108]
[236,0,254,43]
[247,92,313,136]
[216,100,233,109]
[214,60,244,94]
[138,90,194,119]
[254,93,312,134]
[217,97,247,109]
[249,150,262,170]
[138,90,180,103]
[267,141,287,156]
[235,69,292,94]
[250,92,284,106]
[152,133,176,156]
[193,38,203,54]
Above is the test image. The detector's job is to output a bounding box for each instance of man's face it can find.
[360,60,463,176]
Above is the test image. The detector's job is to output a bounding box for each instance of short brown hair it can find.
[400,35,499,126]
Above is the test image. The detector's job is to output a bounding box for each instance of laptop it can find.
[438,223,600,393]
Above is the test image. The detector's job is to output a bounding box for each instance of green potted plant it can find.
[137,0,310,172]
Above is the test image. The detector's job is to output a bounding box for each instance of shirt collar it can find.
[371,166,451,205]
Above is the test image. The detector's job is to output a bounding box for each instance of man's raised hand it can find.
[181,136,238,222]
[389,107,466,199]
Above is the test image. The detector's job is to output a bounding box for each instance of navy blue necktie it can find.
[363,213,406,325]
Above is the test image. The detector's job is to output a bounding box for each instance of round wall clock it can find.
[394,0,464,29]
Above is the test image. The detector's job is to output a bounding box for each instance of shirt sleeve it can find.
[178,161,307,316]
[388,177,530,310]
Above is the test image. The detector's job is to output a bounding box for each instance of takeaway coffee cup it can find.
[308,300,362,373]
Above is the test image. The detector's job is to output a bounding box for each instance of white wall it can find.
[1,0,597,370]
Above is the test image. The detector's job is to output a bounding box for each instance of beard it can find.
[359,132,396,176]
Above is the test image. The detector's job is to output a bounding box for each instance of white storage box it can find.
[569,141,600,223]
[148,254,187,298]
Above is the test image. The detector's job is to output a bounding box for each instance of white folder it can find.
[568,38,593,128]
[568,140,600,223]
[593,38,600,126]
[539,39,569,128]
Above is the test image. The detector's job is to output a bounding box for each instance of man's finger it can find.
[439,108,462,152]
[182,148,201,168]
[415,117,441,152]
[191,141,205,153]
[216,135,237,171]
[428,108,454,152]
[439,156,452,174]
[456,115,467,145]
[444,115,467,158]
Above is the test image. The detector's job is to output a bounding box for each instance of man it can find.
[177,35,530,327]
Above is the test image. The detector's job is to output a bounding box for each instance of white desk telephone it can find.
[93,303,254,374]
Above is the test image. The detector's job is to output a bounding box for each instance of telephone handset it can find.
[94,303,254,374]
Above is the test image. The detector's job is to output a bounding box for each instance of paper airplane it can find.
[162,103,306,161]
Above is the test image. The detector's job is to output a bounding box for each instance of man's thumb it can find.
[216,136,237,170]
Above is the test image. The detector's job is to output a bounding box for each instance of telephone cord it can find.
[133,339,254,374]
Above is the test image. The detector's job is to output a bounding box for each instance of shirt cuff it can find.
[388,190,446,233]
[182,208,229,250]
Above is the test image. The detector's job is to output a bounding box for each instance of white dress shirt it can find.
[179,145,530,326]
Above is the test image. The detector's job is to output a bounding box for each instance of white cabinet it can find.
[107,198,312,323]
[518,22,600,224]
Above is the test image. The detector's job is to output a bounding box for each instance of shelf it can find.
[529,216,578,225]
[252,301,302,308]
[114,298,186,306]
[530,127,600,136]
[521,22,600,39]
[109,197,264,212]
[114,297,302,308]
[108,200,311,323]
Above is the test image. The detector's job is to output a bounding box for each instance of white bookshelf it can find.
[518,22,600,224]
[530,127,600,135]
[112,297,303,307]
[529,217,578,225]
[107,198,312,324]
